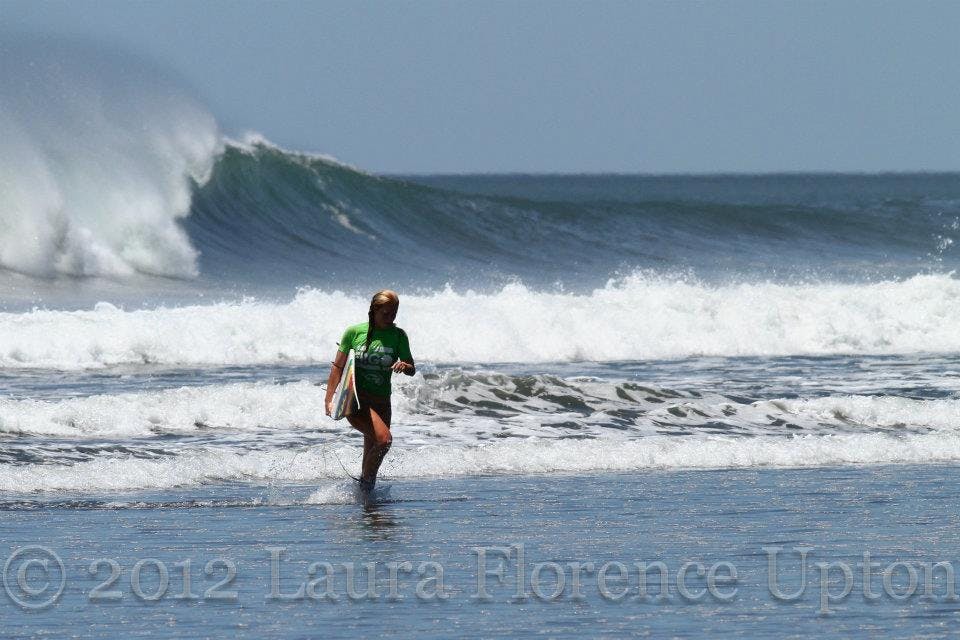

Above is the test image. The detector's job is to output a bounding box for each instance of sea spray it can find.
[0,36,221,278]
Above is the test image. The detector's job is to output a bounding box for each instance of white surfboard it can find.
[330,349,359,420]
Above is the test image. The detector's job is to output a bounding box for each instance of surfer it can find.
[325,290,416,491]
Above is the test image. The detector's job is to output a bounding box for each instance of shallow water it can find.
[3,468,960,638]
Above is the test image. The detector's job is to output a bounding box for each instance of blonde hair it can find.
[367,289,399,349]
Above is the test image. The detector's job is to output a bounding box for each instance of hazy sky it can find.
[3,0,959,173]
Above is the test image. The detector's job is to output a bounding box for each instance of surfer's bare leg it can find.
[362,405,392,482]
[347,404,392,483]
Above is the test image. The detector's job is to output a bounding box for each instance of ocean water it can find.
[4,468,960,638]
[2,39,960,637]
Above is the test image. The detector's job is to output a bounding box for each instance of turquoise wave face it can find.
[184,143,960,291]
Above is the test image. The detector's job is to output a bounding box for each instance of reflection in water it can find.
[359,497,399,539]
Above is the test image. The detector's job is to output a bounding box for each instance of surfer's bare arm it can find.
[324,350,348,415]
[392,360,415,376]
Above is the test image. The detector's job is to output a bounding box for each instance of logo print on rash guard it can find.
[357,345,395,387]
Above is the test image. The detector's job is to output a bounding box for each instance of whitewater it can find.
[2,37,960,495]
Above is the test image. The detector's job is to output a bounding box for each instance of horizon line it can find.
[386,169,960,178]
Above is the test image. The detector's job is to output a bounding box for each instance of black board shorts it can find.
[355,389,392,424]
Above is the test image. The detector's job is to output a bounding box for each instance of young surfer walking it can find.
[325,290,415,491]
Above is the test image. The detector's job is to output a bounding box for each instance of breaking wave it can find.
[1,273,959,370]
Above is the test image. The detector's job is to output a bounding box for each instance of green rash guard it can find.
[338,322,414,397]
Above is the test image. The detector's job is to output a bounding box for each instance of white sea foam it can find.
[0,38,221,278]
[305,482,364,505]
[0,380,325,437]
[227,131,361,172]
[772,395,960,430]
[4,431,960,493]
[305,482,391,504]
[0,374,960,446]
[2,375,960,492]
[1,273,959,369]
[2,377,958,440]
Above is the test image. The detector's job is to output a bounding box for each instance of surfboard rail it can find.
[331,348,359,420]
